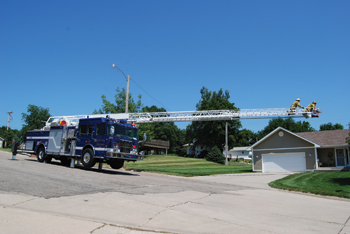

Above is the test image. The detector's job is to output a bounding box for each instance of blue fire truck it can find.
[24,115,143,169]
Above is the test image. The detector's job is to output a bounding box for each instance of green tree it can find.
[319,122,344,131]
[187,87,242,152]
[0,126,20,148]
[20,104,51,143]
[255,118,315,141]
[138,105,185,154]
[236,129,255,147]
[205,146,225,164]
[93,87,143,114]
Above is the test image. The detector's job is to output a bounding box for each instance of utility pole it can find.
[126,75,130,113]
[112,64,130,113]
[7,111,13,130]
[225,122,228,166]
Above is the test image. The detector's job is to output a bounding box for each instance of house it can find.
[183,143,210,157]
[249,127,350,173]
[296,130,349,168]
[0,137,3,148]
[226,147,251,160]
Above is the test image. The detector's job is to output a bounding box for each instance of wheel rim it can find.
[38,150,44,160]
[83,152,91,164]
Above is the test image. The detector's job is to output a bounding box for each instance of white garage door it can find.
[262,153,306,173]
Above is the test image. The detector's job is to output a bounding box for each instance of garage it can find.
[262,153,306,172]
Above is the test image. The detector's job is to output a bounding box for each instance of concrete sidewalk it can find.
[1,151,349,233]
[1,179,350,233]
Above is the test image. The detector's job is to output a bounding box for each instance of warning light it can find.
[59,120,67,126]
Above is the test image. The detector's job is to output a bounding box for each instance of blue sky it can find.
[1,0,349,133]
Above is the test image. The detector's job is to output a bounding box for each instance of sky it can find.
[1,0,349,133]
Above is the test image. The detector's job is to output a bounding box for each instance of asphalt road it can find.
[1,151,350,234]
[0,152,256,199]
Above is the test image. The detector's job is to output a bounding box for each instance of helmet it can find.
[296,98,300,101]
[313,101,317,104]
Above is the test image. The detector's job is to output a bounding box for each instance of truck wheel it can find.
[109,159,124,169]
[37,147,46,163]
[82,148,96,168]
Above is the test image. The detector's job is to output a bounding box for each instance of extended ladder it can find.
[45,108,321,128]
[128,108,321,123]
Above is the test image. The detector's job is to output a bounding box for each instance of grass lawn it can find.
[269,172,350,199]
[0,148,11,153]
[124,154,253,177]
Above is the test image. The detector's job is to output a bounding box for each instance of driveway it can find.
[1,151,349,234]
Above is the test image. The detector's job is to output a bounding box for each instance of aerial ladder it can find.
[20,107,322,170]
[43,107,322,128]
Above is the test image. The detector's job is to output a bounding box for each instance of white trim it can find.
[252,149,255,171]
[335,148,347,167]
[26,136,49,140]
[75,146,108,151]
[314,147,318,169]
[253,146,315,152]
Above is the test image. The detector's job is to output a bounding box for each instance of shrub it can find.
[205,146,225,164]
[176,147,187,156]
[198,150,209,159]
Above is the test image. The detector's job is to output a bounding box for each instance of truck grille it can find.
[120,140,132,153]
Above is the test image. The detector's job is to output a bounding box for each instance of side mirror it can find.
[110,126,115,136]
[143,133,147,141]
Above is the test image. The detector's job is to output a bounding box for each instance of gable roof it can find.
[248,127,320,150]
[296,129,349,147]
[228,147,250,152]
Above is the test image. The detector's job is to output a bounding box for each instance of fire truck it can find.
[24,114,143,169]
[23,107,322,170]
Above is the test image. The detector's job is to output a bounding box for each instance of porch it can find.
[313,167,350,172]
[317,147,349,168]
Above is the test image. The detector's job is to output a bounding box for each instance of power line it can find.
[129,77,171,111]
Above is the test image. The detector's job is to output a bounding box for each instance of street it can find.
[0,151,349,234]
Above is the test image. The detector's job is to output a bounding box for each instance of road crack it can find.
[338,215,350,234]
[9,197,38,207]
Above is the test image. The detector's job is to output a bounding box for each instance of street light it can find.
[7,111,13,131]
[112,64,130,113]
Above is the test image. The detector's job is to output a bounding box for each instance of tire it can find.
[109,159,124,169]
[37,147,46,163]
[81,148,96,168]
[60,157,70,166]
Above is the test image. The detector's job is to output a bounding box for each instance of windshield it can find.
[107,124,138,140]
[48,117,59,123]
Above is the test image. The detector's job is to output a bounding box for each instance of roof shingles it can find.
[296,129,349,147]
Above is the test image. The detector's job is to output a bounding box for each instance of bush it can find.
[198,150,209,159]
[176,147,187,156]
[205,146,225,164]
